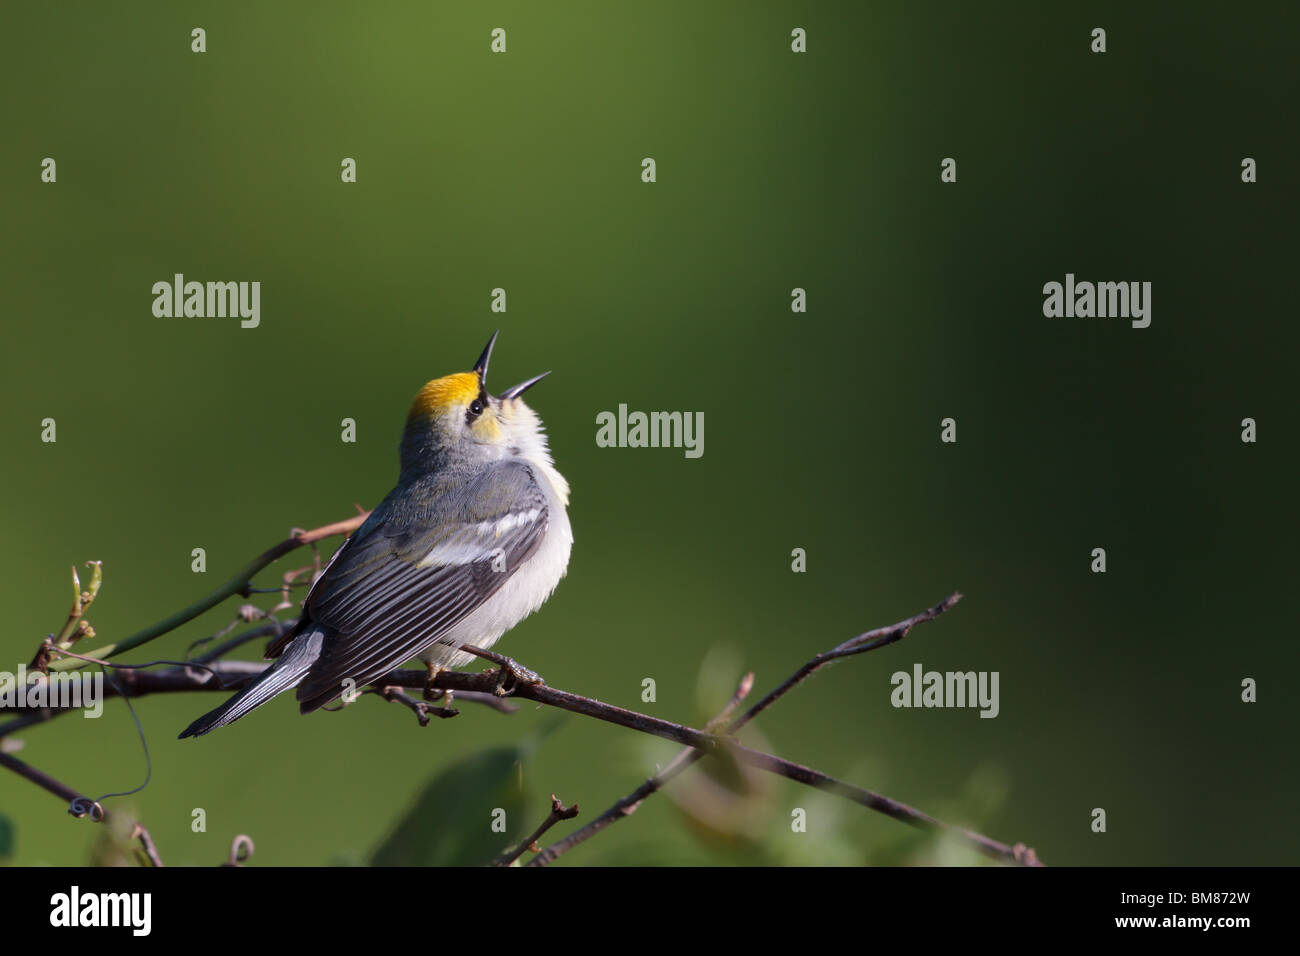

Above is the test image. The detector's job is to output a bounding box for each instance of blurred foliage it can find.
[588,648,1010,866]
[370,713,562,865]
[0,813,14,863]
[87,810,145,868]
[370,746,529,867]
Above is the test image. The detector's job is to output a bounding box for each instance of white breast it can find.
[423,454,573,668]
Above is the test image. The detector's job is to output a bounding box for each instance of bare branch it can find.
[0,750,98,811]
[529,591,1040,867]
[191,619,289,665]
[526,672,758,866]
[0,751,164,866]
[6,632,1038,864]
[11,521,1038,867]
[490,794,579,866]
[0,659,515,739]
[47,513,368,672]
[366,685,459,724]
[130,822,165,867]
[386,661,1039,864]
[741,591,964,722]
[705,671,755,732]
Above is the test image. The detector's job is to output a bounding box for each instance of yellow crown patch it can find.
[408,372,481,420]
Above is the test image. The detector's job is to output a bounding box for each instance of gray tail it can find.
[178,627,325,738]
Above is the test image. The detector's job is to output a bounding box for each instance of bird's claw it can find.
[492,656,543,696]
[423,662,456,708]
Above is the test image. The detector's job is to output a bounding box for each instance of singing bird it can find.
[180,332,572,737]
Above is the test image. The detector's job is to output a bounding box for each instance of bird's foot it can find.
[376,684,458,725]
[423,662,457,711]
[458,643,544,695]
[491,656,544,697]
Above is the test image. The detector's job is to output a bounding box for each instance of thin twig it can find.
[0,750,98,811]
[0,660,515,739]
[130,823,165,867]
[367,686,459,723]
[534,597,959,864]
[0,751,164,866]
[704,672,755,732]
[490,794,579,866]
[47,514,368,672]
[438,691,518,714]
[529,592,1038,866]
[192,619,291,665]
[524,672,758,867]
[737,592,964,725]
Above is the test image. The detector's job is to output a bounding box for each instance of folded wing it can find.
[292,460,549,712]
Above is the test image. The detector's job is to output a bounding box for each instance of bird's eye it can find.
[469,400,484,417]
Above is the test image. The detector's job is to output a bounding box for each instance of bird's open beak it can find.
[499,371,550,400]
[472,330,500,383]
[473,331,549,400]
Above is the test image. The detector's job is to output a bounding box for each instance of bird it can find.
[180,331,572,737]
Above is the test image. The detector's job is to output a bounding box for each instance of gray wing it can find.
[293,461,548,712]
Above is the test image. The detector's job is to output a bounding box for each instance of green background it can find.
[2,1,1296,866]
